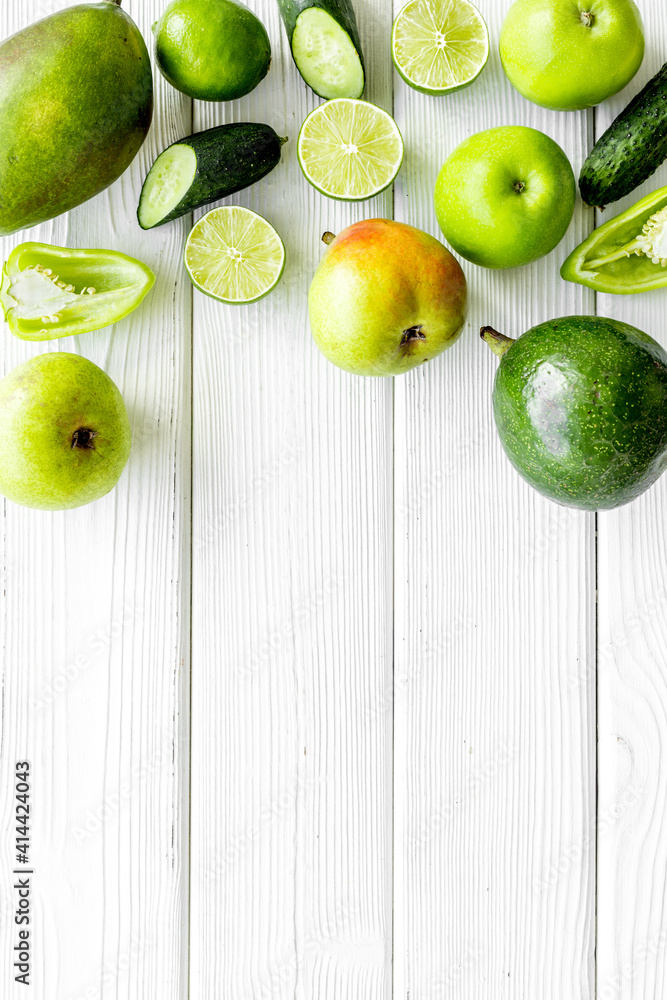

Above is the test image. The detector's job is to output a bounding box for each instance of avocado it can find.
[482,316,667,510]
[0,1,153,236]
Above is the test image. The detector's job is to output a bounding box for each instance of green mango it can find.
[0,1,153,236]
[482,316,667,510]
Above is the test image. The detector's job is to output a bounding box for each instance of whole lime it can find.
[153,0,272,102]
[499,0,644,112]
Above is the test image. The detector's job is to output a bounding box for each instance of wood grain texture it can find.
[0,3,190,998]
[4,1,667,998]
[391,2,596,997]
[596,7,667,996]
[188,2,394,997]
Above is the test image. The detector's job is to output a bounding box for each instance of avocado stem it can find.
[279,136,289,146]
[480,326,515,357]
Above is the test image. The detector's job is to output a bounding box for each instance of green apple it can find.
[308,219,467,377]
[0,352,131,509]
[499,0,644,111]
[434,126,575,270]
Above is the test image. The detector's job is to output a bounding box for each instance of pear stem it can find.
[480,326,515,358]
[322,232,336,245]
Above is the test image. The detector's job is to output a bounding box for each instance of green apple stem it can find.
[322,232,336,245]
[580,11,594,27]
[480,326,515,357]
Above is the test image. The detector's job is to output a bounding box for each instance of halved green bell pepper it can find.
[0,242,155,340]
[561,185,667,294]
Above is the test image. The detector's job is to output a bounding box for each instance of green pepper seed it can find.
[0,242,154,341]
[561,185,667,293]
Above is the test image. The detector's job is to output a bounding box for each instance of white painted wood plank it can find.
[596,4,667,995]
[392,2,597,996]
[0,3,190,998]
[189,1,393,997]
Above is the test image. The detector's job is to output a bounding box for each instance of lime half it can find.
[297,99,404,201]
[392,0,489,96]
[184,206,285,304]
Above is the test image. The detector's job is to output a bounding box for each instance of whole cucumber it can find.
[580,63,667,208]
[138,123,286,229]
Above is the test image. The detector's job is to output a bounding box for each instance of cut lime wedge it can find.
[184,206,285,304]
[297,98,404,201]
[392,0,489,96]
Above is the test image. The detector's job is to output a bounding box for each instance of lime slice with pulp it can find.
[297,98,404,201]
[184,206,285,304]
[392,0,489,96]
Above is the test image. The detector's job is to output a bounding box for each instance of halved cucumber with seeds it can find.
[184,206,285,304]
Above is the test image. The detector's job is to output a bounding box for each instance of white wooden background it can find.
[0,0,665,997]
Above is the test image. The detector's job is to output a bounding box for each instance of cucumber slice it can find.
[277,0,365,100]
[138,145,197,230]
[137,123,286,229]
[292,8,364,99]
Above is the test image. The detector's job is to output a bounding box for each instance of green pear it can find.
[308,218,467,377]
[0,352,131,509]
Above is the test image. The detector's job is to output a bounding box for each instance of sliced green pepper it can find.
[0,242,155,341]
[561,185,667,294]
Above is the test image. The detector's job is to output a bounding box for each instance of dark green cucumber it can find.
[580,62,667,209]
[277,0,365,100]
[137,123,286,229]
